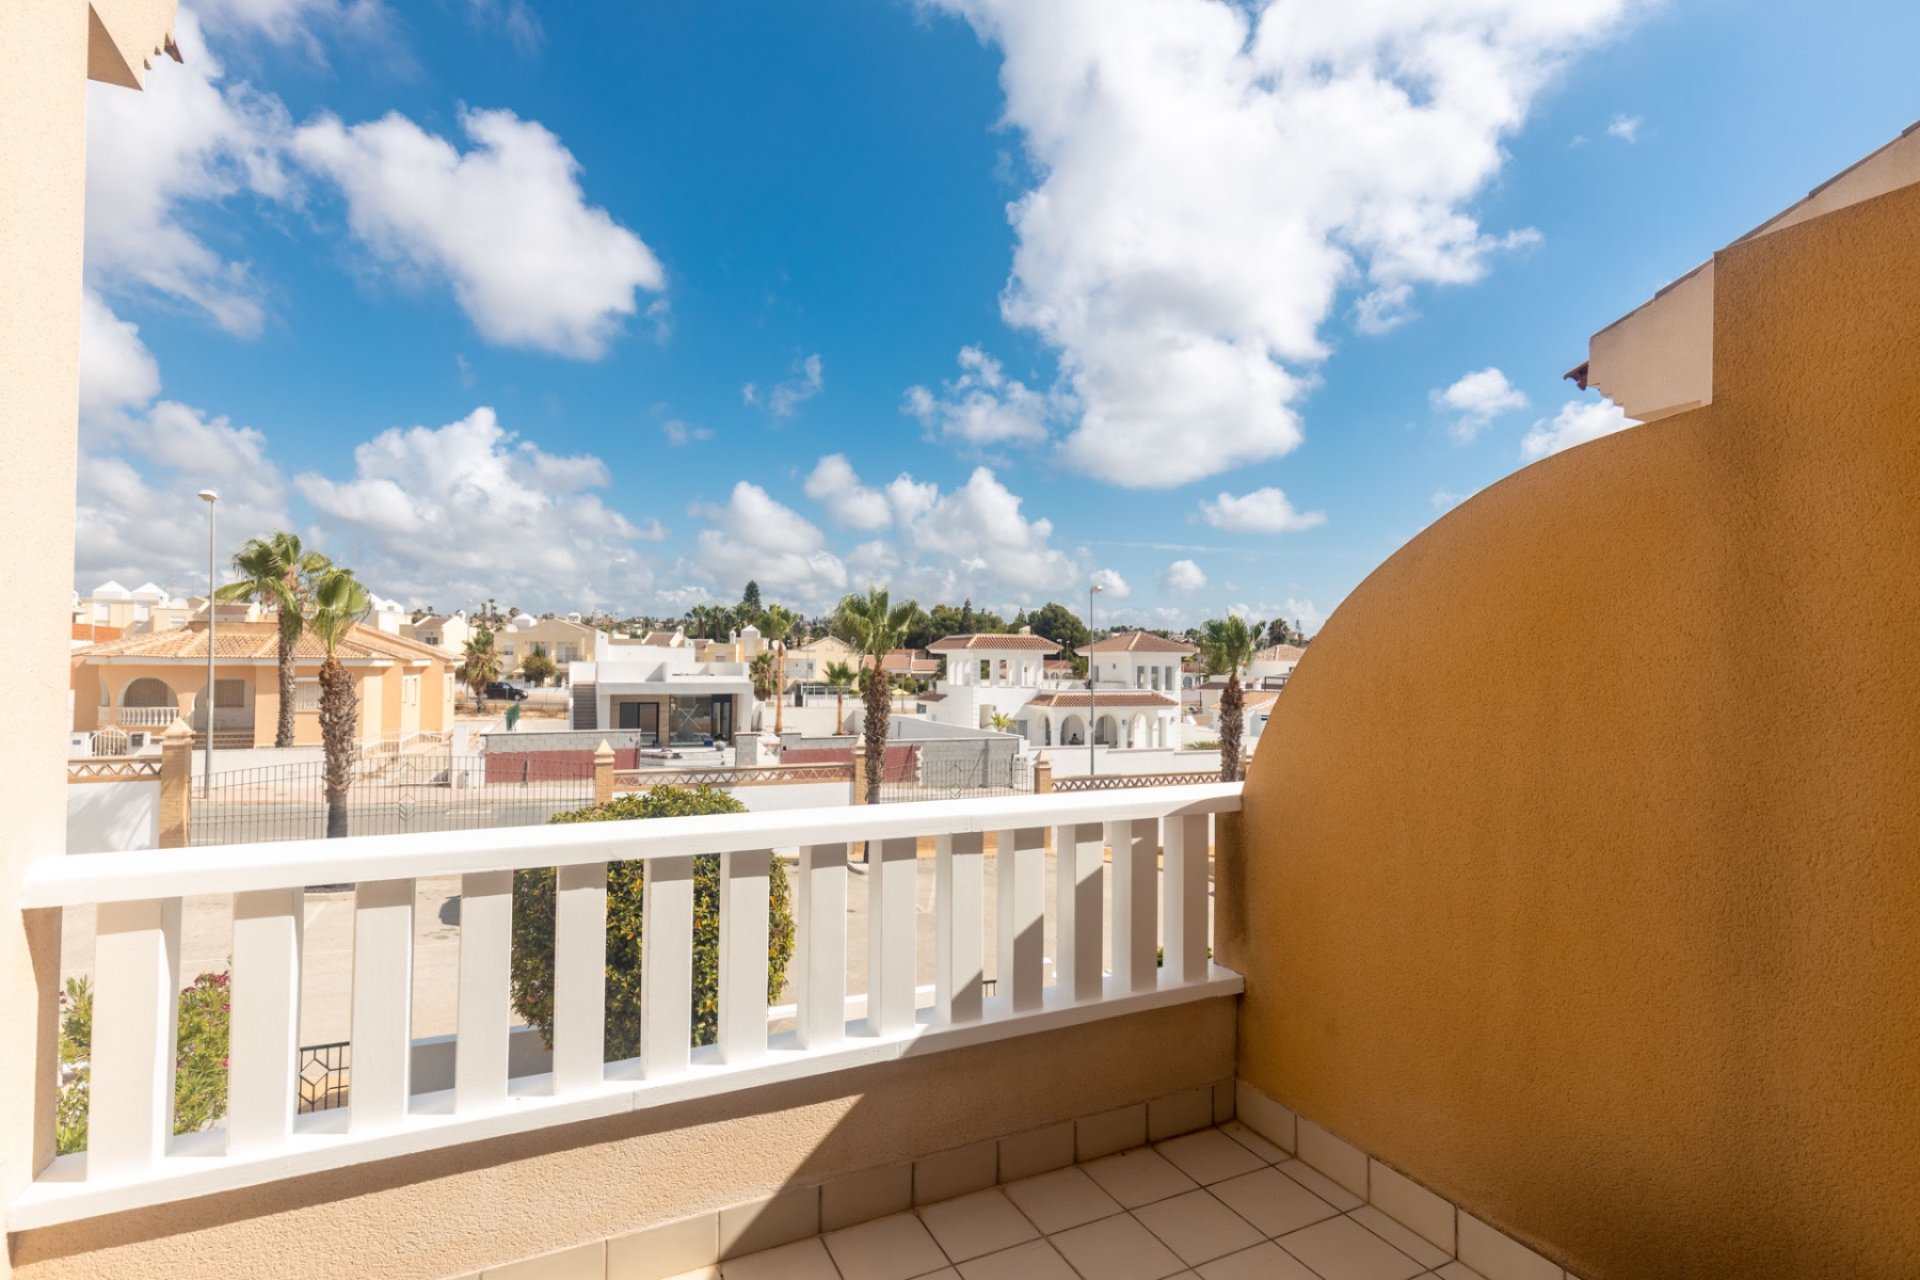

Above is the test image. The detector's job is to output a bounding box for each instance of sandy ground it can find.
[59,844,1207,1049]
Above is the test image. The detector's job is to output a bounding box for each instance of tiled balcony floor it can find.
[694,1126,1487,1280]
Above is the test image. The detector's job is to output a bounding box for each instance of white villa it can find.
[922,628,1193,750]
[567,628,758,746]
[71,580,196,641]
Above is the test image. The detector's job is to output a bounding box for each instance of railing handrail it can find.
[24,782,1242,907]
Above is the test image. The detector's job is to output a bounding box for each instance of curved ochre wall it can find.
[1233,183,1920,1278]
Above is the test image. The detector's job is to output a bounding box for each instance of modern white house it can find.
[1248,642,1305,685]
[921,629,1192,750]
[566,630,756,746]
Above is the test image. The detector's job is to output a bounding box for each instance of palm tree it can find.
[308,567,370,839]
[215,532,330,748]
[1200,615,1261,782]
[459,627,502,712]
[988,709,1015,734]
[749,651,777,705]
[823,660,856,733]
[762,603,798,736]
[835,587,920,804]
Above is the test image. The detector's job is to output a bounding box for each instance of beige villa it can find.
[70,619,458,748]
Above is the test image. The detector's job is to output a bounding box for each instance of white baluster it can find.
[349,879,414,1132]
[642,855,695,1078]
[455,869,512,1110]
[1108,818,1157,993]
[1054,823,1103,1003]
[934,831,985,1024]
[995,827,1045,1012]
[553,861,608,1092]
[795,843,848,1049]
[719,850,770,1063]
[89,897,181,1178]
[229,888,302,1155]
[866,836,918,1035]
[1161,814,1210,984]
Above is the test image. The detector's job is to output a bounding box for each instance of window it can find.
[979,660,991,682]
[215,678,246,709]
[403,675,420,707]
[134,603,150,622]
[444,674,455,703]
[294,681,322,712]
[616,700,660,745]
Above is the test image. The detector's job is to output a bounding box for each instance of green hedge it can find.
[509,785,796,1061]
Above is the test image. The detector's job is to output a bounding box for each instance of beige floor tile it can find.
[1132,1190,1265,1266]
[1154,1130,1267,1186]
[1276,1216,1425,1280]
[1207,1167,1341,1238]
[1217,1122,1287,1165]
[1076,1104,1149,1161]
[719,1237,840,1280]
[919,1189,1040,1263]
[957,1240,1079,1280]
[916,1142,999,1206]
[610,1214,720,1280]
[659,1269,721,1280]
[1349,1206,1451,1270]
[1049,1213,1188,1280]
[1434,1263,1490,1280]
[1195,1242,1322,1280]
[823,1211,952,1280]
[1003,1167,1125,1235]
[1082,1147,1200,1208]
[1274,1159,1363,1212]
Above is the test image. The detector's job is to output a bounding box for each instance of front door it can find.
[711,695,733,743]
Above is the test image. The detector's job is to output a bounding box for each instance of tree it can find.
[823,660,857,733]
[749,651,777,704]
[761,603,798,735]
[309,566,371,838]
[1200,615,1261,783]
[510,786,795,1059]
[835,587,921,804]
[740,579,762,618]
[988,710,1015,733]
[522,642,558,688]
[459,627,502,712]
[1027,601,1091,652]
[215,531,330,748]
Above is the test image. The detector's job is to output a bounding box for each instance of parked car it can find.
[485,681,528,701]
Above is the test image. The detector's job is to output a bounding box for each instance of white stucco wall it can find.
[65,781,161,854]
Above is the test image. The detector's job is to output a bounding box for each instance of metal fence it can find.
[878,741,1033,803]
[191,753,595,846]
[1052,769,1224,793]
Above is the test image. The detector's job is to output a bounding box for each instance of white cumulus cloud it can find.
[84,9,292,336]
[1197,487,1326,534]
[744,354,825,418]
[1091,568,1131,599]
[903,347,1054,448]
[295,407,663,609]
[1432,366,1529,443]
[292,107,664,359]
[921,0,1631,487]
[1520,398,1636,458]
[689,482,849,604]
[1607,113,1642,142]
[1161,559,1207,593]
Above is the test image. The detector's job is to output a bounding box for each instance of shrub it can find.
[509,785,795,1060]
[56,970,232,1156]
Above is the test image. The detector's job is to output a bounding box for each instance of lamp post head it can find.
[197,489,218,504]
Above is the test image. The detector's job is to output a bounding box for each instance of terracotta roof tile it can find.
[1079,630,1198,655]
[1023,690,1179,709]
[73,621,451,665]
[926,633,1060,653]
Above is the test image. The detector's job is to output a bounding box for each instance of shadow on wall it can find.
[1229,181,1920,1278]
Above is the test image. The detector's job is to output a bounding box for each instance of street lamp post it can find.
[198,489,218,794]
[1087,582,1103,776]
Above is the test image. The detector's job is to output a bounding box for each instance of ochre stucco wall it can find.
[1231,184,1920,1278]
[13,998,1235,1279]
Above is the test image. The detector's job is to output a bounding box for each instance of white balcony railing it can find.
[114,707,180,728]
[16,784,1242,1228]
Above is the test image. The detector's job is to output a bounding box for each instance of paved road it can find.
[60,844,1213,1049]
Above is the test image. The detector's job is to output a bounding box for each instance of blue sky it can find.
[75,0,1920,632]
